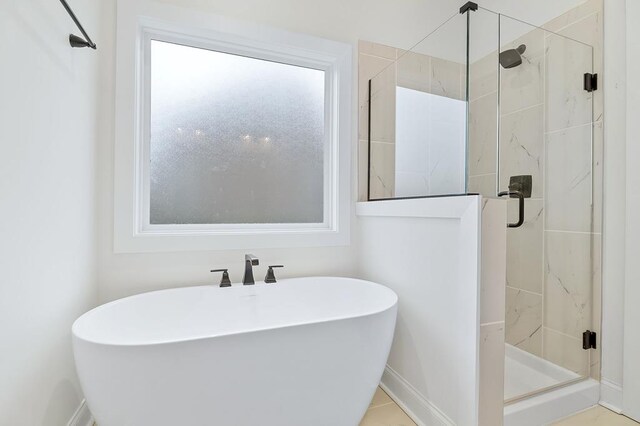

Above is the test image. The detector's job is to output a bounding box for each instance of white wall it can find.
[601,1,640,417]
[97,0,465,302]
[600,0,627,410]
[0,0,103,424]
[622,0,640,419]
[99,0,593,303]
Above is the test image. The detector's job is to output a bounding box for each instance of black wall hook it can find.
[59,0,97,49]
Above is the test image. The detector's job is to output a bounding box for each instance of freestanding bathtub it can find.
[72,277,398,426]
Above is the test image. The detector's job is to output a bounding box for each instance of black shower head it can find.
[499,44,527,69]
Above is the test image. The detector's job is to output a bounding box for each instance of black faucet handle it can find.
[265,265,284,284]
[211,269,232,287]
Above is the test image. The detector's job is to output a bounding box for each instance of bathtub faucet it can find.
[243,254,259,285]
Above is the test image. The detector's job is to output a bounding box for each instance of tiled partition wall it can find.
[357,41,465,201]
[468,0,603,379]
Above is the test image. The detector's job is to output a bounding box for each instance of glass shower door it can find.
[498,14,596,401]
[367,12,469,200]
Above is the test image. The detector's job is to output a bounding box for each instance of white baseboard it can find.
[68,399,94,426]
[600,379,623,413]
[380,366,454,426]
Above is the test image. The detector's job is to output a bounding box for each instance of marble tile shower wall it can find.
[469,0,603,380]
[468,50,499,197]
[358,41,465,201]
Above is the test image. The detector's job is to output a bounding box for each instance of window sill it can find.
[114,227,350,253]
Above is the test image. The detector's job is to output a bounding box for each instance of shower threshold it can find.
[504,344,599,425]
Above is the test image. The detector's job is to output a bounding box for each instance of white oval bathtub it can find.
[72,277,398,426]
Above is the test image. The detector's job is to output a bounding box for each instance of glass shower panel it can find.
[368,13,468,200]
[499,14,595,401]
[467,8,500,197]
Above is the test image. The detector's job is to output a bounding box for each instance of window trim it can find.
[140,33,333,232]
[114,0,352,252]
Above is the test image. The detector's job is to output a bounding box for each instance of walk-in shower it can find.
[365,0,602,422]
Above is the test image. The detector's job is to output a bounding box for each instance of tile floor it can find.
[552,406,639,426]
[361,387,640,426]
[92,387,639,426]
[360,387,416,426]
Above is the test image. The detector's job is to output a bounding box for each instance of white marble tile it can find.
[479,322,505,426]
[481,198,507,324]
[544,231,593,338]
[556,12,603,123]
[359,40,397,60]
[396,50,430,93]
[501,22,546,59]
[543,327,589,376]
[590,234,602,381]
[359,139,369,201]
[501,56,544,115]
[545,33,594,132]
[469,52,498,102]
[469,94,498,176]
[545,124,593,232]
[505,287,543,356]
[468,174,497,197]
[369,142,395,199]
[430,57,463,100]
[506,199,544,294]
[358,96,369,142]
[593,121,603,233]
[499,26,545,115]
[369,64,397,144]
[499,105,544,198]
[460,63,467,101]
[359,53,395,141]
[590,350,601,381]
[359,53,394,108]
[543,0,602,33]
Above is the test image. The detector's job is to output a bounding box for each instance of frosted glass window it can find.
[149,40,326,224]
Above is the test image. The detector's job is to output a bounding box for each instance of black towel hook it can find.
[59,0,97,49]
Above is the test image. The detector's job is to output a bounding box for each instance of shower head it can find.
[499,44,527,69]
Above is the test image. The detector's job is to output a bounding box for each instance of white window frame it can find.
[114,0,352,253]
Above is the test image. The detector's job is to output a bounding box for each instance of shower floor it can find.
[504,344,580,401]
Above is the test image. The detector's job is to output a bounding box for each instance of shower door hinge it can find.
[584,73,598,92]
[583,330,597,350]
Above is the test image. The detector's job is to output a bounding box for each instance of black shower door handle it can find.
[497,190,525,228]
